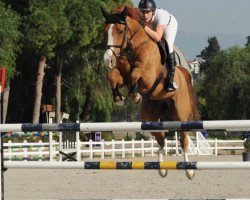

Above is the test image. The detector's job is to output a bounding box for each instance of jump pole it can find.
[1,120,250,132]
[4,161,250,170]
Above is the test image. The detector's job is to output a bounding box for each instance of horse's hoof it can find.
[134,93,142,104]
[158,169,168,178]
[115,96,126,107]
[185,170,195,180]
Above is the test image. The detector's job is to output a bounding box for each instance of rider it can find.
[138,0,178,91]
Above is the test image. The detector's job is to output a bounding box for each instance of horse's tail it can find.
[178,67,200,120]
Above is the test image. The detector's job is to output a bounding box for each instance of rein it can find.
[123,24,150,62]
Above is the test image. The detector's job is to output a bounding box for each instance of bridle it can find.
[105,22,129,58]
[105,20,150,63]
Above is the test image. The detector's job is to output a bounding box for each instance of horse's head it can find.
[101,6,129,69]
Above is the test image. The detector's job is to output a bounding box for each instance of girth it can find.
[140,65,167,101]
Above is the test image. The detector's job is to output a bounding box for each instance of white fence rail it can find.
[3,138,246,161]
[207,139,245,156]
[3,140,58,161]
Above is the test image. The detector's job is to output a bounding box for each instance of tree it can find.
[0,1,21,123]
[22,2,56,123]
[196,37,221,119]
[61,43,115,122]
[61,0,133,122]
[3,0,29,14]
[199,46,250,119]
[245,36,250,47]
[32,56,46,123]
[5,0,134,123]
[200,37,221,73]
[21,0,72,123]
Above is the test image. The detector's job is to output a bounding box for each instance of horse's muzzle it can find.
[104,49,116,68]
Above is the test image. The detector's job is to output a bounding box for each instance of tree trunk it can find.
[55,54,63,123]
[32,56,46,123]
[82,89,91,122]
[55,75,61,123]
[2,78,10,123]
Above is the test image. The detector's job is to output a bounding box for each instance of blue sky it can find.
[132,0,250,59]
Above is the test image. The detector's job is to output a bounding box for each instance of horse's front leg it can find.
[180,131,195,180]
[129,67,142,104]
[107,69,126,107]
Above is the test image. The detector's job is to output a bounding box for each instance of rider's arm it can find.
[144,24,164,42]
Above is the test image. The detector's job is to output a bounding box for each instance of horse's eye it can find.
[118,30,123,34]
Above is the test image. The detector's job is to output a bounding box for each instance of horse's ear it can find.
[100,6,110,19]
[121,6,128,17]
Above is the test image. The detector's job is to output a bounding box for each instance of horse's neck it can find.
[129,21,162,71]
[128,20,165,89]
[127,18,150,47]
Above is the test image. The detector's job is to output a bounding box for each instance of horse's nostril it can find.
[108,58,113,68]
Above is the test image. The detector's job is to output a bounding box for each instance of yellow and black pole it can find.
[84,161,197,170]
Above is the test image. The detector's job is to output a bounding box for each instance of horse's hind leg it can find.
[140,101,168,177]
[151,132,168,177]
[180,131,195,180]
[173,90,196,180]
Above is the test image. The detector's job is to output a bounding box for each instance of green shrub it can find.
[102,132,115,141]
[124,134,133,141]
[141,134,150,141]
[244,138,250,152]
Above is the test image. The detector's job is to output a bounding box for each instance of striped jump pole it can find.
[4,161,250,170]
[1,120,250,132]
[3,156,51,161]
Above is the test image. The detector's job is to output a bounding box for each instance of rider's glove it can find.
[138,19,146,28]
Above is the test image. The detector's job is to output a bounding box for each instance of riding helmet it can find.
[138,0,156,11]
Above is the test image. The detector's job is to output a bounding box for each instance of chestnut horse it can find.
[101,5,199,179]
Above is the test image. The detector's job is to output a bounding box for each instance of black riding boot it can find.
[166,52,178,91]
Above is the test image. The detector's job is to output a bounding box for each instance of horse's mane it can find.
[112,5,143,22]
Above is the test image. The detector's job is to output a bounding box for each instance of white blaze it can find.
[104,24,116,68]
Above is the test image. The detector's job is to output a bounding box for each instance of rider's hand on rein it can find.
[138,19,146,28]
